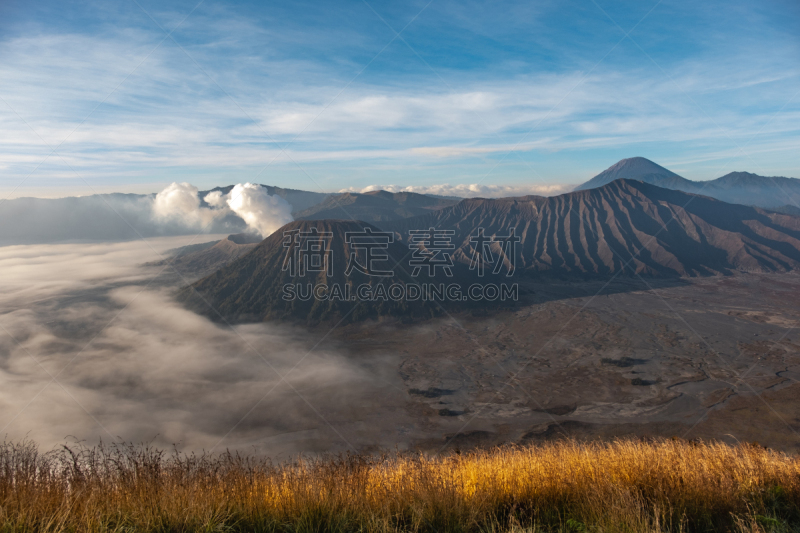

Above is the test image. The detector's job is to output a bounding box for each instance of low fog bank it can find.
[0,193,243,246]
[0,182,300,246]
[0,238,405,457]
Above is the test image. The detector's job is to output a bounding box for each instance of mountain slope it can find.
[181,181,800,324]
[703,172,800,208]
[180,220,444,323]
[381,180,800,277]
[575,157,692,191]
[575,158,800,208]
[771,205,800,217]
[147,233,262,279]
[295,190,457,223]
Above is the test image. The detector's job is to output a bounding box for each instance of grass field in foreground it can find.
[1,438,799,532]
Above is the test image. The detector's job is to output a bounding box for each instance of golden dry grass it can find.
[1,438,798,532]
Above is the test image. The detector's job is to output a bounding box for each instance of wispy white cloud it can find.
[0,0,798,197]
[340,182,573,198]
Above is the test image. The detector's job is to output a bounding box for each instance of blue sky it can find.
[0,0,798,198]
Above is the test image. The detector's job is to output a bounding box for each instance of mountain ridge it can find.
[380,179,800,277]
[575,157,800,208]
[180,220,449,324]
[295,190,457,223]
[181,180,800,324]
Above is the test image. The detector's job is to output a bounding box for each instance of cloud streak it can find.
[341,182,573,198]
[0,0,798,196]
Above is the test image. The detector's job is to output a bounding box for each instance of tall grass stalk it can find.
[1,438,798,532]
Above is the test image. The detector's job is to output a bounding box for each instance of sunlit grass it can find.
[1,438,798,532]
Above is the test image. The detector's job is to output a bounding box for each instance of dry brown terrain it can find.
[149,227,800,455]
[317,273,800,453]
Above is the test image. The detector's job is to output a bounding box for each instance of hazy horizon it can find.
[1,155,796,201]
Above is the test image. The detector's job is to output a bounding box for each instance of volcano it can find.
[575,157,692,191]
[180,220,454,323]
[575,158,800,209]
[381,179,800,277]
[181,181,800,324]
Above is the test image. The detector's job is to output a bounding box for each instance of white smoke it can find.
[152,182,293,237]
[204,190,227,209]
[153,182,220,228]
[223,183,294,238]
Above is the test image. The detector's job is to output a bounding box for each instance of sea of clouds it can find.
[0,237,404,457]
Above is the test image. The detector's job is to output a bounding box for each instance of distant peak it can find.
[616,156,654,165]
[574,157,684,191]
[605,157,674,172]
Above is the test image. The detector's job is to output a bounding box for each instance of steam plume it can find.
[153,182,219,228]
[152,182,293,237]
[216,183,293,238]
